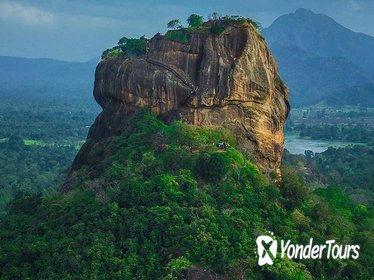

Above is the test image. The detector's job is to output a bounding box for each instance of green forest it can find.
[282,146,374,206]
[0,137,77,216]
[0,110,372,279]
[290,124,374,144]
[0,95,98,215]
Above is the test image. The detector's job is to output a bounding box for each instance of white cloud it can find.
[349,0,363,11]
[0,1,120,29]
[0,1,55,26]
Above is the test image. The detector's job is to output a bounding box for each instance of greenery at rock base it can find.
[0,109,372,279]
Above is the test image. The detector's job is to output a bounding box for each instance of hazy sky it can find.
[1,0,373,62]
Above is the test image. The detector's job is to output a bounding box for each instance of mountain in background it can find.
[263,8,374,107]
[321,83,374,107]
[0,56,98,99]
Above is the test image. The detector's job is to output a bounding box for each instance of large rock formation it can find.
[72,22,289,176]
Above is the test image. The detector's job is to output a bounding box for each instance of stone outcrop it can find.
[72,22,289,176]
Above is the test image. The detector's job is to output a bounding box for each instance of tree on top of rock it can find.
[187,14,204,28]
[167,19,182,30]
[117,36,147,57]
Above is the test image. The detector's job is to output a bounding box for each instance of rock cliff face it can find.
[72,23,289,176]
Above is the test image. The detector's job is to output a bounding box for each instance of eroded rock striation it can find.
[72,23,289,177]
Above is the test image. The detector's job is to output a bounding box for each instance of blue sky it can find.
[0,0,373,61]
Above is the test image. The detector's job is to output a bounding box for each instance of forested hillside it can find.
[0,110,372,279]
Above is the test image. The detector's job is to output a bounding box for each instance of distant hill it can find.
[263,8,374,107]
[0,56,98,98]
[269,43,373,106]
[320,83,374,107]
[264,8,374,74]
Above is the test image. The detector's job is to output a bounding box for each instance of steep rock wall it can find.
[72,24,290,176]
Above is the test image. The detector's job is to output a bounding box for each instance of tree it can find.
[209,12,221,21]
[117,36,147,57]
[194,152,230,182]
[167,19,181,30]
[118,36,128,46]
[187,14,204,28]
[304,150,314,159]
[245,18,262,32]
[7,135,25,151]
[280,168,309,210]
